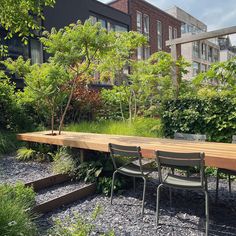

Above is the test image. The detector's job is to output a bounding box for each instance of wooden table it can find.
[17,131,236,171]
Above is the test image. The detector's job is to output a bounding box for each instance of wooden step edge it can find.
[33,182,96,214]
[25,174,71,192]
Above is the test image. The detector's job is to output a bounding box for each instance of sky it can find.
[99,0,236,45]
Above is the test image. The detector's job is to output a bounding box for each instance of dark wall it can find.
[43,0,130,31]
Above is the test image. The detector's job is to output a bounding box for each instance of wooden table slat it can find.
[17,131,236,171]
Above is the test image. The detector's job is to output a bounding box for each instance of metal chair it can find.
[109,143,152,216]
[155,150,209,236]
[215,135,236,202]
[174,132,207,141]
[173,132,207,176]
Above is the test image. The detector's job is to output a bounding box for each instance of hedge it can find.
[161,95,236,142]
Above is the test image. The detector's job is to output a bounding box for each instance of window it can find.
[143,14,150,39]
[144,47,150,59]
[213,48,219,62]
[115,25,128,32]
[201,64,207,72]
[107,22,115,32]
[89,16,97,25]
[98,19,106,28]
[173,28,177,39]
[201,43,207,60]
[169,26,172,40]
[192,61,200,76]
[181,23,187,34]
[137,11,142,33]
[30,39,42,64]
[208,46,213,62]
[193,41,200,58]
[137,47,143,60]
[157,20,162,50]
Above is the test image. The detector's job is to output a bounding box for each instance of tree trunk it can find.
[58,78,77,135]
[51,106,54,135]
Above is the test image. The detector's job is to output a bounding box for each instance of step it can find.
[25,174,71,192]
[33,181,96,214]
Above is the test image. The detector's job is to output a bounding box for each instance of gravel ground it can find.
[1,155,236,235]
[0,154,52,184]
[38,176,236,236]
[36,181,88,204]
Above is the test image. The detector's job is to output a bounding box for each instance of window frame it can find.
[157,20,162,50]
[136,11,142,33]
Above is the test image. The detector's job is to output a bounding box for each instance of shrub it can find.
[52,147,77,175]
[0,183,37,236]
[0,78,35,132]
[97,176,126,196]
[66,83,102,123]
[0,131,19,154]
[162,95,236,142]
[0,79,18,131]
[49,205,115,236]
[75,161,103,183]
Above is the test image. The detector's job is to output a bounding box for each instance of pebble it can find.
[1,155,236,235]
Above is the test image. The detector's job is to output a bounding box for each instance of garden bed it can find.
[1,155,236,235]
[0,155,52,184]
[38,176,236,236]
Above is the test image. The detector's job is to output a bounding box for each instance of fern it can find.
[16,147,36,161]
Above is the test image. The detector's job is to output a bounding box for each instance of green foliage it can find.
[100,52,190,121]
[0,69,36,132]
[0,0,55,42]
[49,205,115,236]
[194,57,236,92]
[0,182,37,236]
[66,118,163,138]
[0,78,18,131]
[0,131,20,154]
[98,31,147,82]
[52,147,77,175]
[100,86,130,121]
[75,161,103,183]
[97,176,126,196]
[41,20,115,134]
[162,95,236,142]
[16,147,36,161]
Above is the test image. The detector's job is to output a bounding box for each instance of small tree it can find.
[2,57,69,133]
[41,20,111,134]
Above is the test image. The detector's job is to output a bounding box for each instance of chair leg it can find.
[133,177,136,193]
[141,177,147,217]
[156,184,163,226]
[110,171,117,205]
[228,174,232,195]
[169,187,172,209]
[215,169,219,203]
[204,190,209,236]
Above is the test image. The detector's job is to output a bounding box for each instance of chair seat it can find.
[118,163,151,176]
[218,168,236,176]
[163,174,202,188]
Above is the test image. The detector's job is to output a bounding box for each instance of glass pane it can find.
[30,39,42,64]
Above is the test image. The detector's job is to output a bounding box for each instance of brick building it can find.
[108,0,182,59]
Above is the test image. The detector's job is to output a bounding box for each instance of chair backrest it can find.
[232,135,236,144]
[174,132,206,142]
[109,143,143,173]
[155,150,205,186]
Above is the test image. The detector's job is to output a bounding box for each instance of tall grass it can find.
[66,118,163,138]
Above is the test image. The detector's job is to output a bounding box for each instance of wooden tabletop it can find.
[17,131,236,171]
